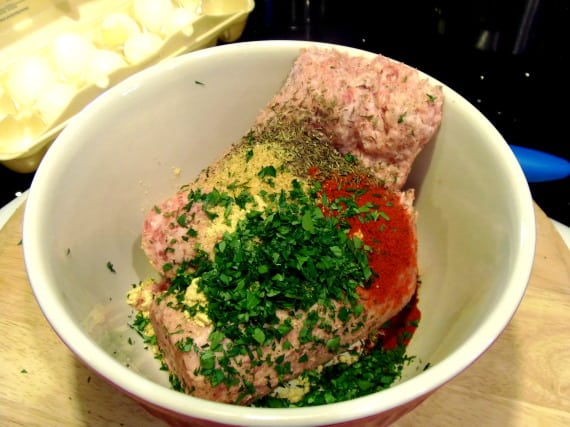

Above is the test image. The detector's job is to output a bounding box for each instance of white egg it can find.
[165,8,197,36]
[123,32,163,65]
[0,85,17,120]
[94,13,140,50]
[34,82,76,125]
[133,0,173,34]
[0,112,45,154]
[51,33,95,83]
[177,0,203,14]
[5,56,56,108]
[85,50,127,88]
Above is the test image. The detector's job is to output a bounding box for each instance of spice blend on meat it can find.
[128,46,443,406]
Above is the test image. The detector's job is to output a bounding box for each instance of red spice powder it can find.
[318,174,418,308]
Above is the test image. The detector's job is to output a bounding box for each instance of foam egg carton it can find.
[0,0,254,172]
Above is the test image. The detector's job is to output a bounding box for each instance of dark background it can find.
[1,0,568,224]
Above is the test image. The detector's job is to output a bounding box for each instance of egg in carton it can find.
[0,0,254,173]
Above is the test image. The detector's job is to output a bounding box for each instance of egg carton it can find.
[0,0,254,173]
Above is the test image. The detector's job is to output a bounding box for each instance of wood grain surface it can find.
[1,204,568,427]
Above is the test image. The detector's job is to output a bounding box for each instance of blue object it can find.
[510,145,570,183]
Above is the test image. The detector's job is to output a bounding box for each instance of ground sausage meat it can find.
[135,47,442,405]
[255,47,443,189]
[147,178,418,405]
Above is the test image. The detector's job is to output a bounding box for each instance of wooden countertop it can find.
[1,204,568,426]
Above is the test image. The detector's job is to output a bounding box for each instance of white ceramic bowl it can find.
[23,40,535,426]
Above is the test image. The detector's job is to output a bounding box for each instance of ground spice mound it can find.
[317,173,417,309]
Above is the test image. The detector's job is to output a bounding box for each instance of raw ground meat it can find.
[255,47,443,189]
[137,47,442,404]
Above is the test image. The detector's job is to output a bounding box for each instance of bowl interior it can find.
[23,41,535,425]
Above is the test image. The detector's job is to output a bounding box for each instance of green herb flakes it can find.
[106,261,116,273]
[257,344,414,407]
[158,177,373,393]
[426,93,437,103]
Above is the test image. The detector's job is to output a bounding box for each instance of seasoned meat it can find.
[147,177,418,405]
[142,47,442,277]
[255,47,443,189]
[142,190,211,278]
[137,47,442,404]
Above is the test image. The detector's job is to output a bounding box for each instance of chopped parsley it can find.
[256,343,414,407]
[106,261,116,273]
[160,171,373,395]
[128,127,420,405]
